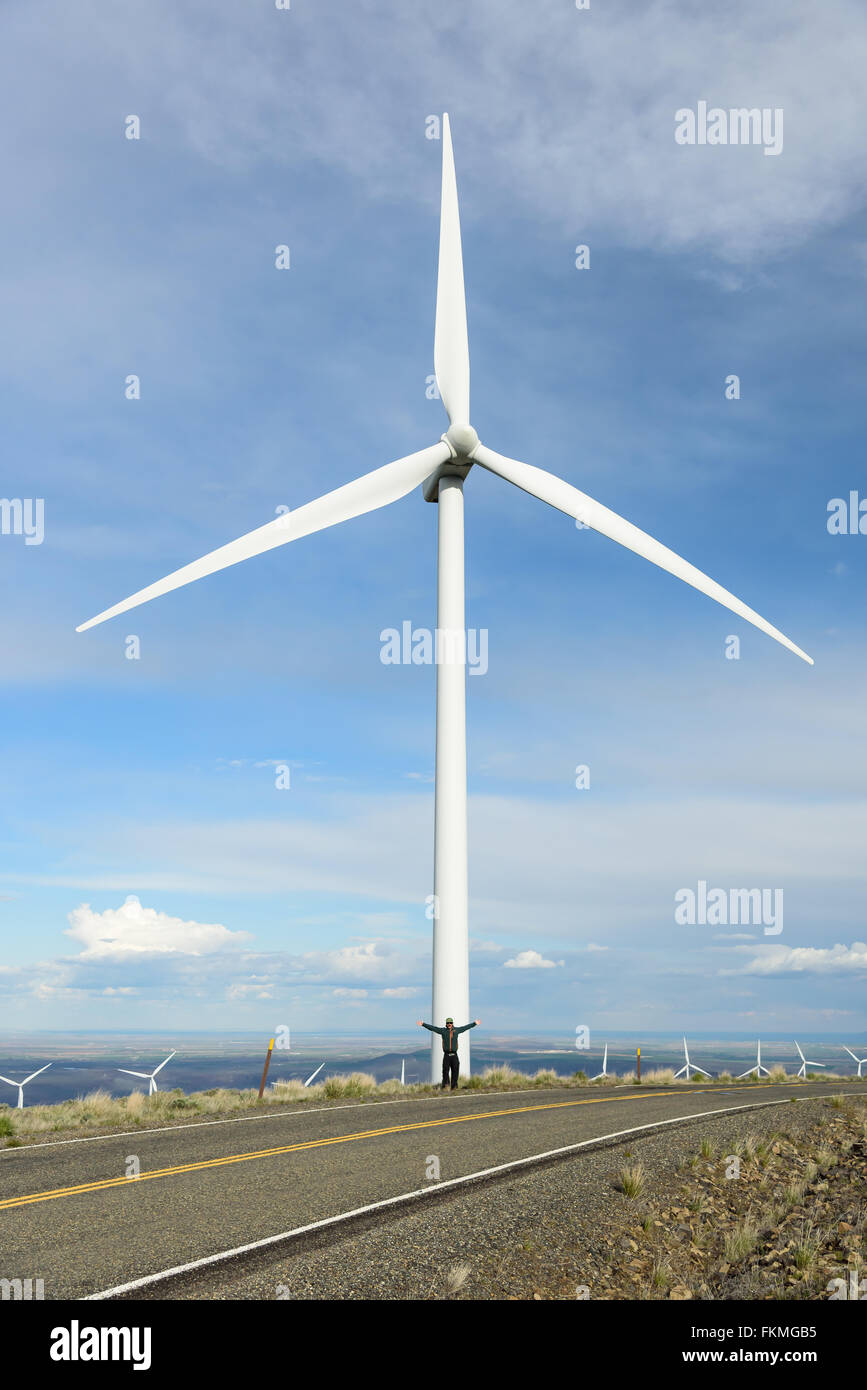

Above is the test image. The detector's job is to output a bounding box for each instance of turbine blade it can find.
[152,1051,176,1075]
[0,1074,15,1085]
[118,1069,149,1079]
[77,442,451,632]
[795,1042,805,1060]
[844,1047,858,1061]
[434,113,470,424]
[473,445,813,665]
[21,1064,51,1085]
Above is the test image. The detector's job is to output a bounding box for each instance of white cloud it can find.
[504,950,564,970]
[226,982,274,1000]
[65,894,251,960]
[333,987,368,998]
[731,941,867,976]
[382,986,418,998]
[307,941,403,981]
[26,0,866,265]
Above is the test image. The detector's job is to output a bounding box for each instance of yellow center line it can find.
[0,1084,791,1212]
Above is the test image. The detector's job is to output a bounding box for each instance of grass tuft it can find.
[618,1163,645,1199]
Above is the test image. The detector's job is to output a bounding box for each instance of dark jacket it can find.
[422,1020,476,1054]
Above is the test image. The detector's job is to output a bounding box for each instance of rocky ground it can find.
[468,1094,867,1300]
[608,1095,867,1301]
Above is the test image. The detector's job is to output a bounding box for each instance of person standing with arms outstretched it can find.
[416,1016,481,1090]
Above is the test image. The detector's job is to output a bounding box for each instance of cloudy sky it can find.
[1,1,865,1037]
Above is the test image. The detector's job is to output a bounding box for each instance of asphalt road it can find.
[0,1081,845,1298]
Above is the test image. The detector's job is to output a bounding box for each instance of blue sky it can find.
[1,0,865,1038]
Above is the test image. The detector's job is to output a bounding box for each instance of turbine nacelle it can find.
[444,423,479,460]
[423,424,481,504]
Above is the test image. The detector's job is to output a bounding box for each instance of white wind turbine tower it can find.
[76,115,813,1084]
[794,1041,826,1079]
[844,1046,867,1078]
[674,1036,711,1080]
[737,1039,769,1079]
[0,1063,51,1109]
[118,1050,176,1096]
[591,1044,609,1080]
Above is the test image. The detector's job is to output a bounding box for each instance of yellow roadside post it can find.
[637,1046,641,1083]
[258,1038,275,1099]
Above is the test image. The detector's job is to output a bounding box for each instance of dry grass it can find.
[643,1068,676,1085]
[1,1057,860,1144]
[531,1068,560,1086]
[724,1219,758,1263]
[445,1262,472,1295]
[618,1163,646,1198]
[322,1072,377,1099]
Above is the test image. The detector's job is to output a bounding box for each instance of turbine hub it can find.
[445,422,479,460]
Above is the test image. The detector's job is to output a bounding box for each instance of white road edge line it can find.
[84,1095,798,1300]
[0,1082,809,1156]
[0,1085,603,1155]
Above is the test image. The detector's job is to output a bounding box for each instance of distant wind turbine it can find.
[591,1044,609,1080]
[674,1037,711,1080]
[118,1051,176,1096]
[737,1040,770,1079]
[76,114,813,1083]
[0,1063,51,1109]
[304,1063,325,1087]
[844,1046,867,1078]
[794,1041,826,1079]
[400,1058,406,1086]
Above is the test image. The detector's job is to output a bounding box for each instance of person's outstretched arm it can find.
[455,1019,481,1034]
[416,1020,442,1034]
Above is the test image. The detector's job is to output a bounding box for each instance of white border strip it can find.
[0,1085,599,1154]
[85,1095,797,1300]
[1,1081,814,1155]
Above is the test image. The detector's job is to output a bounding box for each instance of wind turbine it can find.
[76,115,813,1084]
[591,1044,609,1080]
[844,1046,867,1078]
[304,1063,325,1087]
[0,1063,51,1109]
[737,1039,770,1079]
[118,1051,176,1096]
[794,1041,826,1079]
[400,1057,406,1086]
[674,1036,711,1080]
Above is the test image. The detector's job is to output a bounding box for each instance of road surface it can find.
[0,1081,844,1298]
